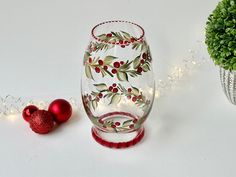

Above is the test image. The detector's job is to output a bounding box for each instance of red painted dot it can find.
[115,122,120,126]
[137,67,143,73]
[142,53,147,59]
[98,93,103,98]
[106,33,112,37]
[119,40,123,44]
[95,67,101,73]
[127,95,131,99]
[128,88,132,92]
[129,124,134,129]
[121,45,125,48]
[112,83,117,87]
[113,88,118,93]
[88,57,92,63]
[99,119,104,124]
[132,97,137,102]
[141,59,145,64]
[98,60,103,65]
[130,37,135,42]
[113,62,120,68]
[103,65,108,70]
[111,69,117,74]
[109,86,113,91]
[138,95,142,99]
[111,125,116,128]
[133,119,138,123]
[120,61,124,65]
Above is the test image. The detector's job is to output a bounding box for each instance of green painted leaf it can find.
[142,63,150,72]
[84,52,91,60]
[128,71,138,77]
[120,60,132,70]
[122,120,133,126]
[104,92,113,98]
[85,65,93,80]
[92,100,98,110]
[117,71,128,81]
[94,83,108,91]
[132,42,142,50]
[131,86,139,95]
[104,56,117,65]
[109,94,121,105]
[141,42,148,52]
[121,31,131,39]
[133,56,141,69]
[104,69,114,77]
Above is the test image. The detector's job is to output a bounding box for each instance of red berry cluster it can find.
[89,57,125,76]
[90,57,126,75]
[136,52,149,74]
[119,40,130,48]
[108,83,119,93]
[127,88,143,102]
[105,33,137,48]
[111,61,124,74]
[98,118,138,130]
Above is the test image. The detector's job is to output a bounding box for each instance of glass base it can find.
[91,126,145,148]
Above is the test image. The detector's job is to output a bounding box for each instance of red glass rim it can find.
[92,126,145,149]
[91,20,145,45]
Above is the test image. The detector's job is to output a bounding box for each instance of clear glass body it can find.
[81,20,155,148]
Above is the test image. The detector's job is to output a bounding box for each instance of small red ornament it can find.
[22,105,39,122]
[29,110,54,134]
[48,99,72,123]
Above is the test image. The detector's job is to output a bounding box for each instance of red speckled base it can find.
[92,127,145,149]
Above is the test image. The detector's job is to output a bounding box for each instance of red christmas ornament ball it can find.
[48,99,72,123]
[29,110,54,134]
[22,105,39,122]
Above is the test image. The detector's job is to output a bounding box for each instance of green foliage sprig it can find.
[205,0,236,70]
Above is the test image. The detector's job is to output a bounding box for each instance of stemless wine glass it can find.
[81,20,155,148]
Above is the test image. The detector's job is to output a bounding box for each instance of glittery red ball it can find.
[29,110,54,134]
[22,105,39,122]
[48,99,72,123]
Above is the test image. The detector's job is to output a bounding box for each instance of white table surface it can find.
[1,0,236,177]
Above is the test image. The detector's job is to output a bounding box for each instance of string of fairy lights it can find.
[0,41,208,119]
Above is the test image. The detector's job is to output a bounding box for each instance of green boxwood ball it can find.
[205,0,236,70]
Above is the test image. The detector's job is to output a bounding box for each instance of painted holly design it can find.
[97,31,137,48]
[82,83,151,111]
[98,118,138,132]
[84,52,151,81]
[88,31,150,53]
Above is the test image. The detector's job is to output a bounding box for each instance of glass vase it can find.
[81,20,155,148]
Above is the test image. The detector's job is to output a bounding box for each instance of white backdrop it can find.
[1,0,236,177]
